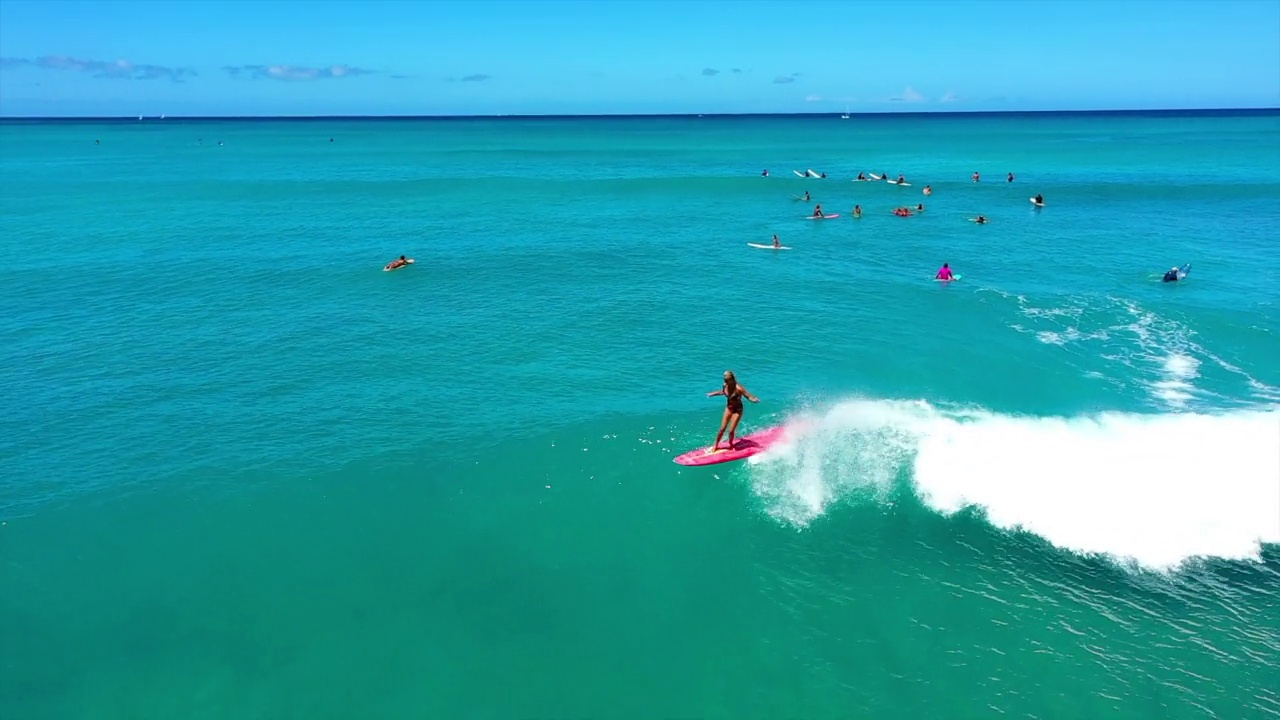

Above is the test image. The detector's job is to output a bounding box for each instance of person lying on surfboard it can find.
[707,371,759,452]
[384,255,413,271]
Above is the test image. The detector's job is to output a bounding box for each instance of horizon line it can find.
[1,107,1277,122]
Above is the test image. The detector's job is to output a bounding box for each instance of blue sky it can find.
[1,0,1277,116]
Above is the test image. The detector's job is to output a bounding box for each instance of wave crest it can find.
[749,398,1280,570]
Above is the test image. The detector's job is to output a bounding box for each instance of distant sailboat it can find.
[841,106,850,119]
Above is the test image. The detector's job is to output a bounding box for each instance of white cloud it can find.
[805,95,823,102]
[940,91,963,103]
[888,86,925,103]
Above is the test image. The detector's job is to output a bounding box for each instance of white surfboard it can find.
[793,170,806,178]
[869,173,883,180]
[1029,197,1044,207]
[383,258,415,272]
[748,243,792,250]
[807,169,821,178]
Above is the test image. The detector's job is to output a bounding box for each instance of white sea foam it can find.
[749,398,1280,571]
[995,291,1280,410]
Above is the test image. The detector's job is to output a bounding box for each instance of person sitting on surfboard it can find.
[803,191,811,201]
[857,172,867,181]
[975,215,988,224]
[897,174,906,184]
[813,204,824,217]
[935,263,955,281]
[1034,194,1044,205]
[384,255,412,271]
[972,172,980,182]
[1162,266,1181,283]
[707,371,759,452]
[772,234,781,248]
[1007,172,1015,183]
[762,169,769,177]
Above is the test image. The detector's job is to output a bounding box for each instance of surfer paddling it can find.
[706,371,759,452]
[383,255,414,271]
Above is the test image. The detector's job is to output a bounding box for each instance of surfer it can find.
[762,169,769,177]
[384,255,412,271]
[923,185,932,195]
[935,263,955,281]
[772,234,781,248]
[972,171,980,183]
[804,191,811,202]
[853,204,862,218]
[1007,172,1015,183]
[974,215,988,224]
[1162,266,1181,283]
[897,174,906,184]
[1034,194,1044,204]
[916,203,925,212]
[857,172,867,181]
[813,204,824,217]
[707,371,759,452]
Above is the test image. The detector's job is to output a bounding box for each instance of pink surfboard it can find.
[673,425,788,467]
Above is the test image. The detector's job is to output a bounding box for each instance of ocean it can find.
[2,110,1278,719]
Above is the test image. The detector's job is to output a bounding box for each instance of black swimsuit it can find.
[724,384,744,414]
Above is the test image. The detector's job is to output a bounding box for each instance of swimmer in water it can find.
[923,185,932,195]
[972,171,980,182]
[1007,172,1015,182]
[706,370,759,452]
[853,204,862,218]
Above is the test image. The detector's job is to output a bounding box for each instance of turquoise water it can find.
[2,111,1279,718]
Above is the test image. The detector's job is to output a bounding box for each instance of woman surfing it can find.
[706,371,759,452]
